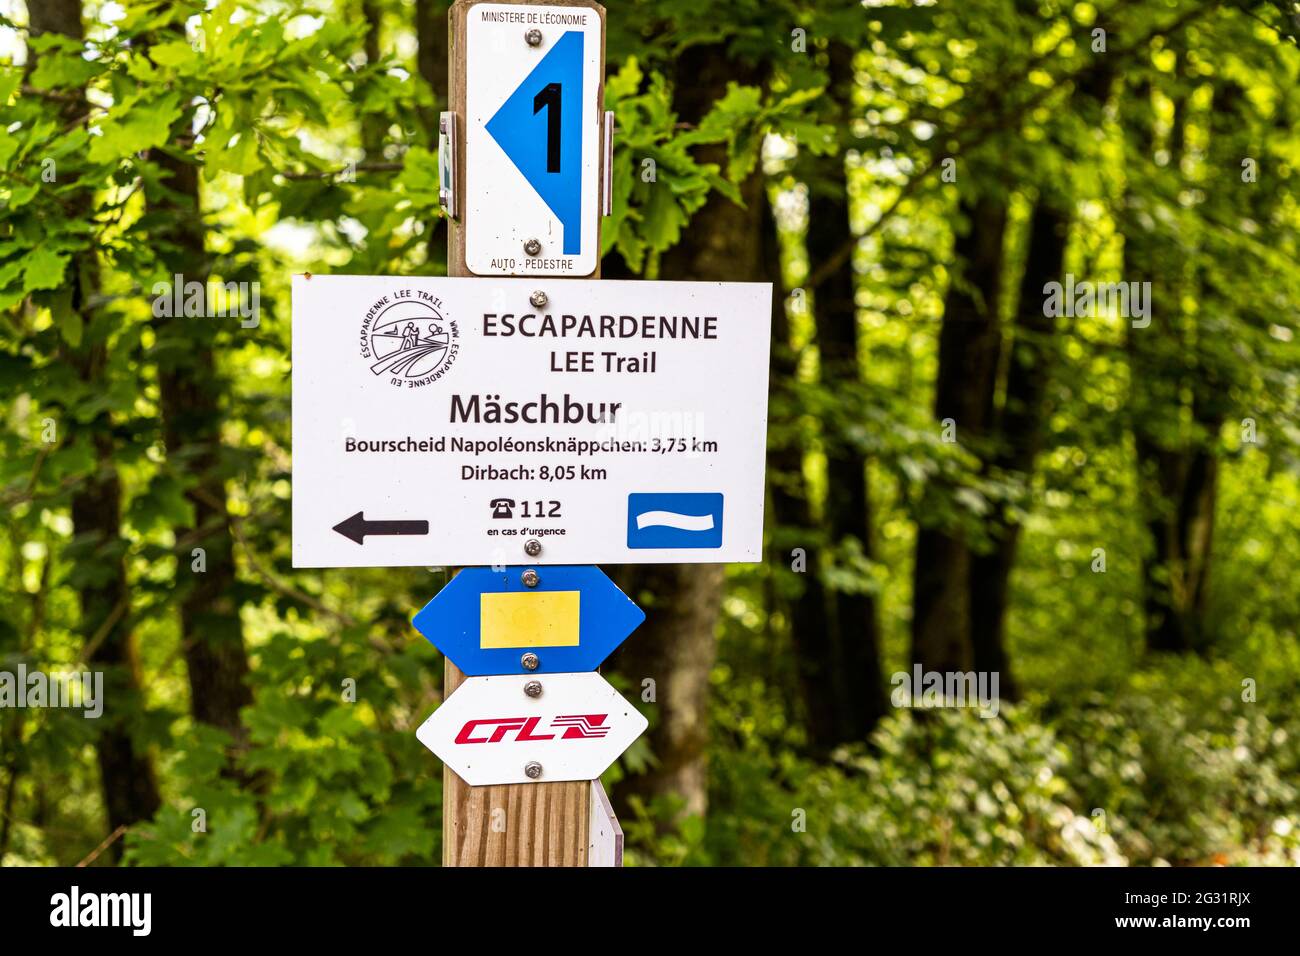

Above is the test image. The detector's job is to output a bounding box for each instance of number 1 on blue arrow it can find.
[534,82,562,173]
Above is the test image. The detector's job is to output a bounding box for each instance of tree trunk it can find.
[416,0,450,131]
[72,453,164,842]
[361,0,388,159]
[28,0,163,856]
[965,56,1114,688]
[1124,72,1233,654]
[150,158,254,739]
[145,17,253,746]
[968,201,1067,690]
[761,187,837,747]
[910,195,1008,674]
[609,563,725,820]
[609,44,768,821]
[793,41,886,745]
[806,169,887,742]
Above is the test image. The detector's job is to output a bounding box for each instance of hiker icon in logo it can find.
[361,298,460,387]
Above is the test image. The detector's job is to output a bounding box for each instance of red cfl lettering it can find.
[455,716,555,744]
[454,714,610,743]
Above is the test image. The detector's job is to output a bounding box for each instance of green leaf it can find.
[641,183,689,250]
[23,246,70,293]
[606,57,644,102]
[59,309,84,349]
[128,473,196,532]
[150,40,199,71]
[87,93,183,163]
[209,129,261,178]
[3,182,40,211]
[0,68,20,104]
[0,257,24,290]
[28,51,99,90]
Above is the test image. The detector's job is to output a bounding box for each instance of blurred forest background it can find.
[2,0,1299,867]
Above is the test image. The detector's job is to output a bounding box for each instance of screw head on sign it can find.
[525,28,543,47]
[524,238,542,256]
[525,761,543,779]
[524,680,543,698]
[530,290,548,309]
[521,652,540,671]
[524,538,542,557]
[521,568,540,588]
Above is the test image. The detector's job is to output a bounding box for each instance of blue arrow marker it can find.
[486,31,585,255]
[412,565,643,676]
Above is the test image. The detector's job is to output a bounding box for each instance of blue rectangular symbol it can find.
[627,493,724,549]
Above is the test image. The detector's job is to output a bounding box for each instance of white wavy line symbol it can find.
[635,510,715,532]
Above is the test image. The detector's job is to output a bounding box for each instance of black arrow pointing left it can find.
[332,511,430,545]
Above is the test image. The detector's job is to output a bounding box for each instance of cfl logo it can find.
[551,715,610,739]
[455,714,610,744]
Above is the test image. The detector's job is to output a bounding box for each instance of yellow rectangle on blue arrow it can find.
[480,591,580,648]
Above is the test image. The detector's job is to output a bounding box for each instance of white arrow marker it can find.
[417,672,647,786]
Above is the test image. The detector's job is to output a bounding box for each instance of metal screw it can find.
[524,761,543,779]
[521,652,540,671]
[530,290,548,309]
[521,568,540,588]
[524,680,543,698]
[524,538,542,557]
[524,238,542,256]
[525,29,543,47]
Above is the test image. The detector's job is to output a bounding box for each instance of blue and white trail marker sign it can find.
[412,565,644,676]
[465,3,603,276]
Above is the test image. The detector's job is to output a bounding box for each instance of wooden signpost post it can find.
[441,663,596,865]
[443,0,608,866]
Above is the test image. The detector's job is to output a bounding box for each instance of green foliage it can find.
[124,624,443,866]
[602,55,832,273]
[2,0,1299,870]
[625,659,1300,867]
[602,59,725,272]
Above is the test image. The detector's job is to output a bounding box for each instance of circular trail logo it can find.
[360,296,460,388]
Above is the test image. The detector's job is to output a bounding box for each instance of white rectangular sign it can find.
[465,3,602,276]
[291,274,771,567]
